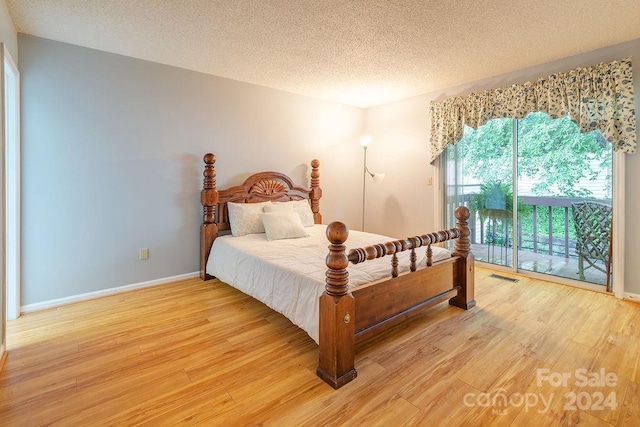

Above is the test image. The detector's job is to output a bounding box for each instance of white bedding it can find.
[206,224,451,343]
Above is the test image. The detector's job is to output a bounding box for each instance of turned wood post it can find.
[409,237,419,272]
[317,221,356,389]
[200,153,219,280]
[310,159,322,224]
[449,206,476,309]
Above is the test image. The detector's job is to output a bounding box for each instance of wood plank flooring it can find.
[1,267,639,426]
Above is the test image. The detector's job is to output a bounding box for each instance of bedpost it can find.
[200,153,219,280]
[317,221,356,389]
[310,159,322,224]
[449,206,476,309]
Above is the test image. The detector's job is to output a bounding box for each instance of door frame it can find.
[612,151,625,299]
[4,44,19,320]
[438,119,625,298]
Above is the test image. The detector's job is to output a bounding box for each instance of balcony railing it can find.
[451,194,612,260]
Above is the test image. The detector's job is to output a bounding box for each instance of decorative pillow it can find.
[227,201,273,237]
[261,211,309,241]
[268,199,315,227]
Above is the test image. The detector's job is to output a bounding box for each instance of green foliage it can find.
[453,112,612,256]
[517,113,611,198]
[518,205,578,254]
[457,112,612,198]
[459,118,513,187]
[470,181,528,220]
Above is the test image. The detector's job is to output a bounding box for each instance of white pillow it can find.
[263,203,294,213]
[261,211,309,241]
[267,199,315,227]
[227,201,273,236]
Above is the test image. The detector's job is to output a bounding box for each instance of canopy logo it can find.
[462,368,618,415]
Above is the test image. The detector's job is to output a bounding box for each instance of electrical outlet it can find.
[140,248,149,260]
[427,177,433,186]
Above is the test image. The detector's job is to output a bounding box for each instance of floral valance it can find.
[429,57,636,163]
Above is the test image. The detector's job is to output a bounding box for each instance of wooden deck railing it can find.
[450,195,612,259]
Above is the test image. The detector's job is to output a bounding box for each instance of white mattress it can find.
[206,224,451,343]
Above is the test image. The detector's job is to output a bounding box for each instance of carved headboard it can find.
[200,153,322,280]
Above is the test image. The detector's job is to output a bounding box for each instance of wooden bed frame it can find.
[200,153,475,389]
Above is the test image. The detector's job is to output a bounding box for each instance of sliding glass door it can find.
[444,118,514,269]
[444,113,614,289]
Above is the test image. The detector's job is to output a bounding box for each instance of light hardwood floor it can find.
[1,267,639,426]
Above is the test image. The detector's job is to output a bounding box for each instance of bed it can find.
[200,153,475,389]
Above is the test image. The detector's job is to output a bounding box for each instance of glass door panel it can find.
[444,119,514,268]
[516,112,613,287]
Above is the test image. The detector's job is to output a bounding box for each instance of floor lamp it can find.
[361,135,385,231]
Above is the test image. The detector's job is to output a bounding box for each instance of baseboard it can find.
[623,292,640,304]
[20,272,200,313]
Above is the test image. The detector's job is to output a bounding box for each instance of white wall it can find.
[19,35,365,305]
[19,30,640,306]
[362,96,435,238]
[365,38,640,294]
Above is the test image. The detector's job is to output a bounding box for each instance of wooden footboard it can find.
[317,206,475,389]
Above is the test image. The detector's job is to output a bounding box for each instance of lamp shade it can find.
[372,173,385,183]
[360,135,372,147]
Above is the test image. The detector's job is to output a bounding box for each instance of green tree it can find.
[458,118,512,188]
[453,112,612,253]
[458,112,612,198]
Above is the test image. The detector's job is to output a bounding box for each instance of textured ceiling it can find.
[7,0,640,107]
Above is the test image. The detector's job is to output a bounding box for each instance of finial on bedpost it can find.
[202,153,217,225]
[201,153,219,280]
[325,222,349,296]
[317,221,356,389]
[310,159,322,224]
[453,206,470,258]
